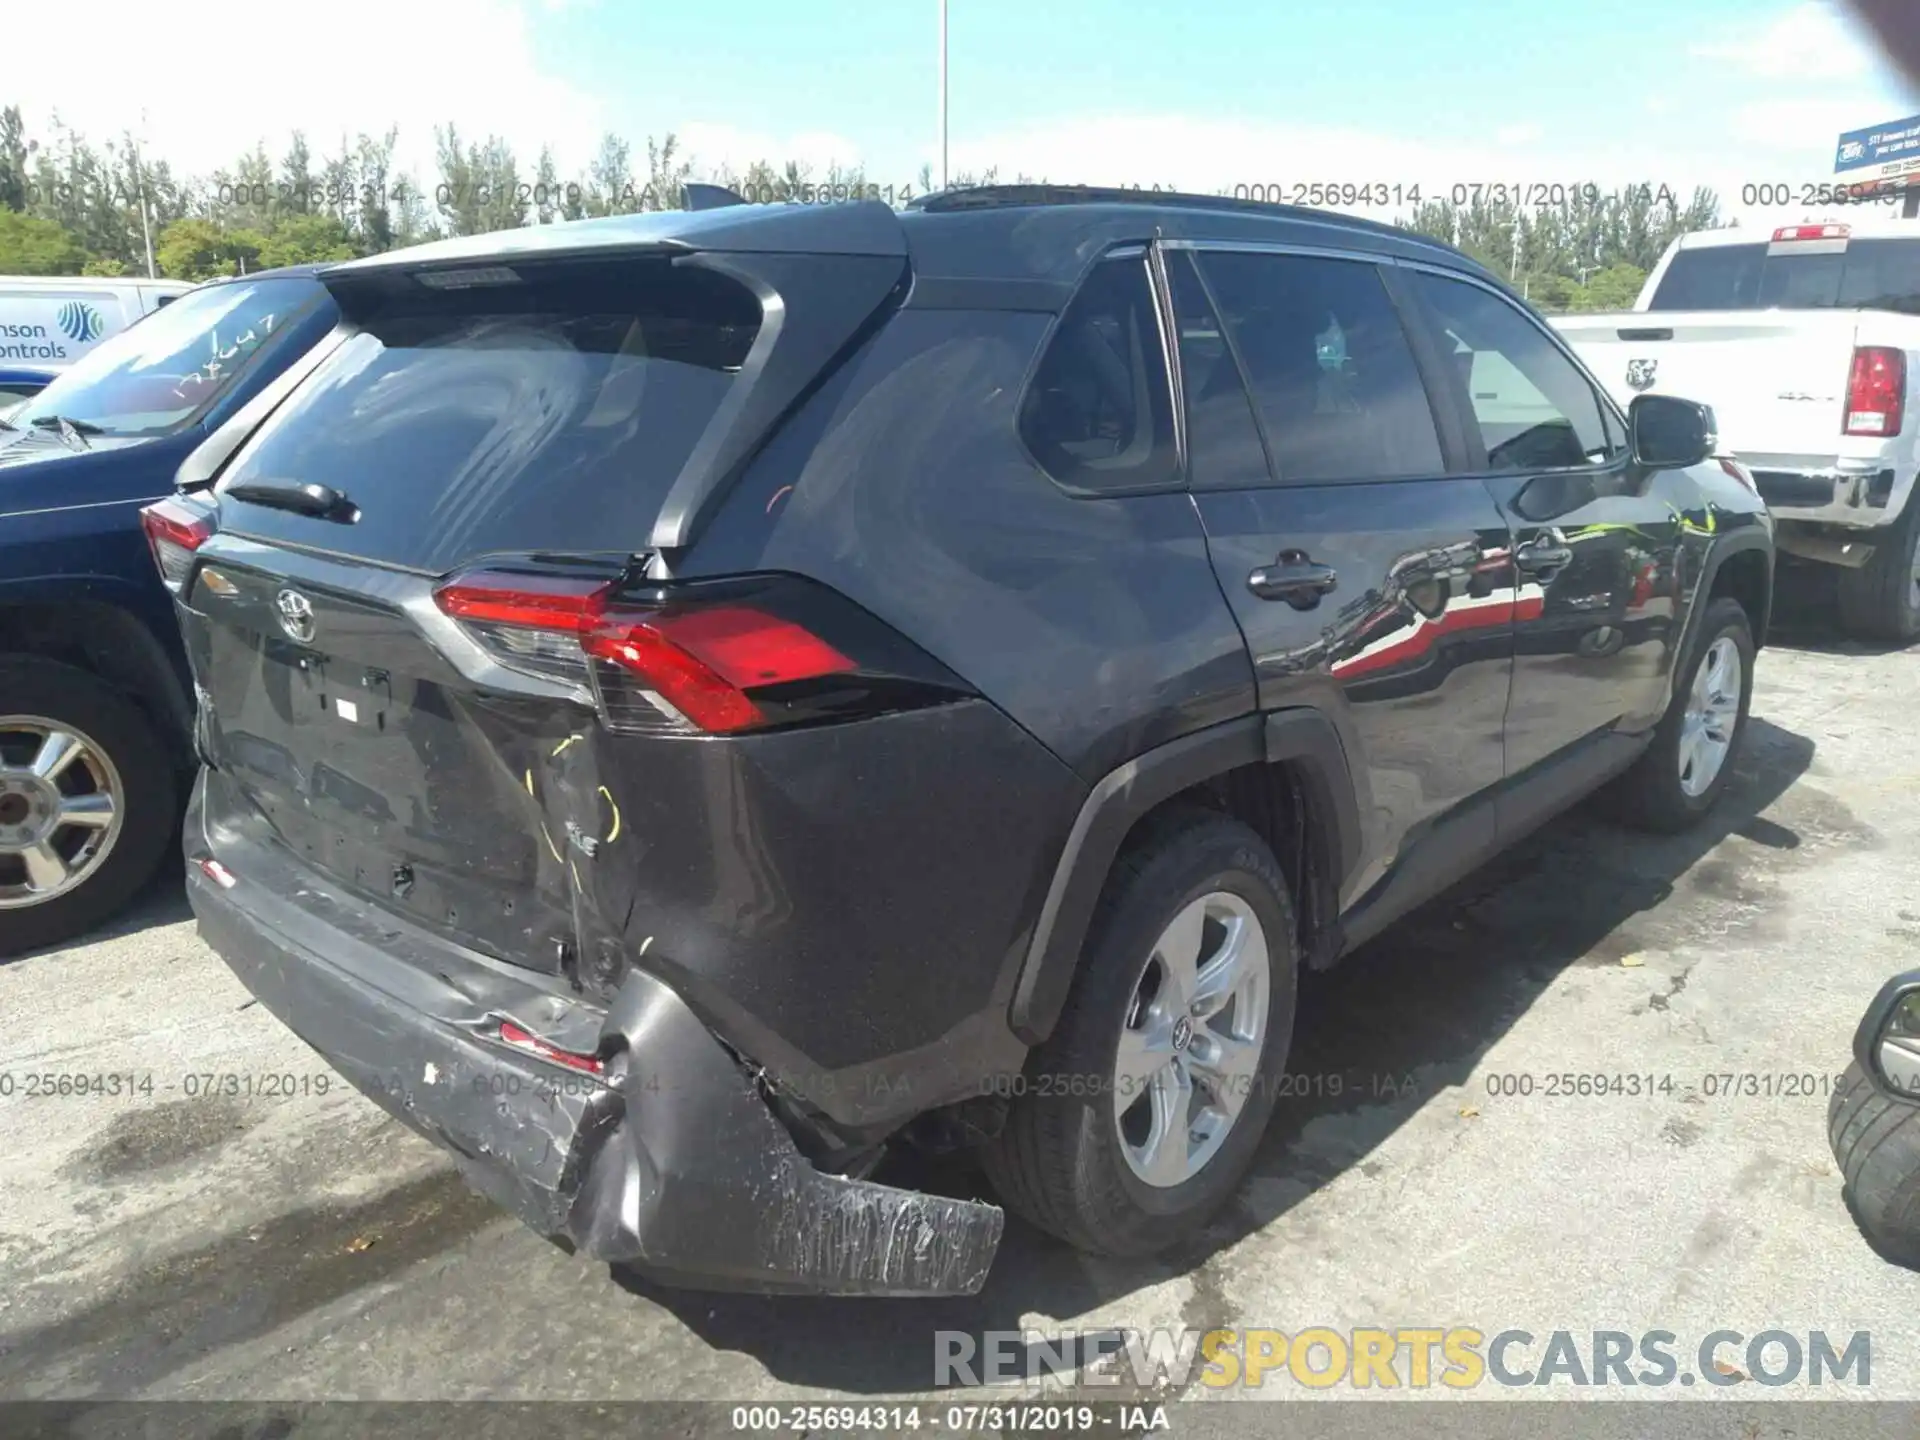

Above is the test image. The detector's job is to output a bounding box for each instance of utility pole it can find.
[131,114,156,278]
[938,0,949,191]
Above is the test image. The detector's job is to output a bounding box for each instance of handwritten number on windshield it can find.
[171,312,279,400]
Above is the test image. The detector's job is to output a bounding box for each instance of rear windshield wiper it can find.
[224,478,360,523]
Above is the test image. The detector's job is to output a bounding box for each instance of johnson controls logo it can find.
[56,301,105,344]
[0,322,62,361]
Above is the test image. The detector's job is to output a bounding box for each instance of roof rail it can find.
[908,183,1458,253]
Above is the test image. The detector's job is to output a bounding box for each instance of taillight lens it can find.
[138,497,214,594]
[1845,346,1907,437]
[583,608,854,734]
[432,568,940,736]
[496,1019,605,1076]
[1717,456,1758,494]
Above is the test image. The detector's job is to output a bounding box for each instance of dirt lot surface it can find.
[4,584,1918,1433]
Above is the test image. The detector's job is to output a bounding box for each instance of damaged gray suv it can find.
[149,186,1772,1295]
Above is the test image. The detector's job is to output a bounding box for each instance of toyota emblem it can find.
[275,588,317,644]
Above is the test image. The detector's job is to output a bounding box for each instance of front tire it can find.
[0,658,177,958]
[1830,1061,1920,1266]
[1607,596,1755,833]
[1836,488,1920,643]
[982,809,1298,1256]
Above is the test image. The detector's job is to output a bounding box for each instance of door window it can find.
[1412,272,1624,472]
[1165,250,1271,489]
[1191,250,1444,484]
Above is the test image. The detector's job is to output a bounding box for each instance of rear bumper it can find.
[185,778,1003,1296]
[1754,461,1910,529]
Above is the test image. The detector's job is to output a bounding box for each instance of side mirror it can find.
[1628,393,1717,470]
[1858,971,1920,1099]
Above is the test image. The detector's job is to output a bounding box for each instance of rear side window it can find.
[1192,251,1444,483]
[1649,238,1920,314]
[1018,254,1178,494]
[1837,239,1920,313]
[219,259,761,571]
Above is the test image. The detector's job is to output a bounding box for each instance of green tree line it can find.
[0,104,1726,306]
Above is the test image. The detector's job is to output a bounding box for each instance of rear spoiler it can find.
[180,202,912,565]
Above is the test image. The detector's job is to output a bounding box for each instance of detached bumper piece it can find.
[187,838,1003,1297]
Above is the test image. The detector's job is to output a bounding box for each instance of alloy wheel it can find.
[1678,636,1741,799]
[0,718,125,909]
[1112,891,1270,1188]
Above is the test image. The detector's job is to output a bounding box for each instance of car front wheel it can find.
[0,658,176,957]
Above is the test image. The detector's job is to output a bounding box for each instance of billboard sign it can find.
[1834,113,1920,183]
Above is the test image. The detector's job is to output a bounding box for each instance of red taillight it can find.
[496,1019,605,1076]
[584,608,854,734]
[432,570,856,735]
[432,572,611,630]
[1717,457,1758,494]
[1845,346,1907,437]
[1772,224,1851,242]
[139,497,214,594]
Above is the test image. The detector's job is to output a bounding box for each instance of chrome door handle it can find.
[1514,533,1573,578]
[1248,550,1339,609]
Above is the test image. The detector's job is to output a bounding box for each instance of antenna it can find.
[683,183,749,211]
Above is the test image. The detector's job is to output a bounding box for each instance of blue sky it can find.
[13,0,1919,223]
[532,0,1917,204]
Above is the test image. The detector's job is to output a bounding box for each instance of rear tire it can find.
[982,809,1298,1256]
[1836,487,1920,643]
[1606,596,1754,833]
[1830,1061,1920,1267]
[0,658,176,958]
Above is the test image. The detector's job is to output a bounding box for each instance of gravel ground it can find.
[3,582,1918,1431]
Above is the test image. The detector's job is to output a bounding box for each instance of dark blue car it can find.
[0,267,339,954]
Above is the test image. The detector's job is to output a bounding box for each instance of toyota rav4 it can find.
[151,187,1773,1296]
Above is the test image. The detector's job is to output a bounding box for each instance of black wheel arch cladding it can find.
[1008,708,1360,1045]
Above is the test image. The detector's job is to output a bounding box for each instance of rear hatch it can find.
[168,243,907,979]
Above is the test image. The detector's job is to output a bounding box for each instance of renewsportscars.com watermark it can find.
[934,1327,1871,1390]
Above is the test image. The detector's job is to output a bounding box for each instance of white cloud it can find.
[1690,1,1876,80]
[930,104,1905,232]
[6,0,604,186]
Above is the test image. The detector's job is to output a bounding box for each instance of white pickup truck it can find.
[1554,218,1920,639]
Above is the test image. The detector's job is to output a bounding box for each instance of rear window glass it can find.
[1649,239,1920,314]
[12,278,326,438]
[218,258,761,571]
[1018,254,1179,494]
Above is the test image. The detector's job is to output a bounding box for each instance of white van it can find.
[0,275,196,370]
